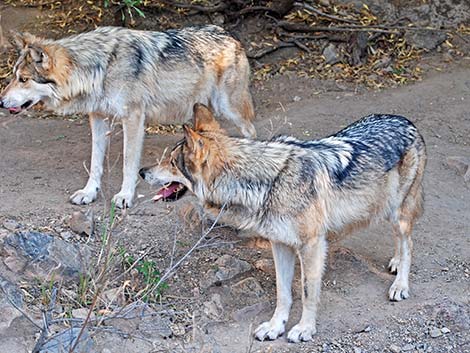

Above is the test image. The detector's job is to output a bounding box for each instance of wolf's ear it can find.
[10,31,37,50]
[183,124,204,151]
[193,103,220,132]
[29,44,50,69]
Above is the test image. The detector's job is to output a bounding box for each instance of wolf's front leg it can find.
[70,114,109,205]
[287,235,327,343]
[113,112,145,208]
[255,241,295,341]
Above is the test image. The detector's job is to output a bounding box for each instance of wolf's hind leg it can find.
[389,157,423,301]
[217,91,256,138]
[255,242,295,341]
[287,235,327,343]
[70,114,109,205]
[388,219,413,301]
[113,112,145,209]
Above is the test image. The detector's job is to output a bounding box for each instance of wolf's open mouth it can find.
[152,182,187,202]
[8,100,33,114]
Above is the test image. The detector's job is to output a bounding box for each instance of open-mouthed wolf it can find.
[0,26,256,208]
[139,103,426,343]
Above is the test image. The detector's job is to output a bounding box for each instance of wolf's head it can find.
[0,32,72,114]
[140,103,229,202]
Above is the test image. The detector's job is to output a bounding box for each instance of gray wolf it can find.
[0,26,256,208]
[140,103,426,343]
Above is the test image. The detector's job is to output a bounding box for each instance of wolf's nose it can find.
[139,168,147,180]
[0,98,4,109]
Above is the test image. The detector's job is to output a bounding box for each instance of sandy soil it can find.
[0,2,469,353]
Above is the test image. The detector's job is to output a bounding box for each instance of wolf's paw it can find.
[388,257,400,274]
[254,320,285,341]
[112,191,133,209]
[389,279,409,301]
[70,188,98,205]
[287,323,316,343]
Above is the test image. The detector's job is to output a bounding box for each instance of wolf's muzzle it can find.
[0,97,4,109]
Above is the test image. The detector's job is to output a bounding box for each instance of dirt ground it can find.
[0,2,469,353]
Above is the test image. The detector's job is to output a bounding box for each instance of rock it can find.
[319,0,330,6]
[323,43,341,65]
[293,95,302,102]
[402,344,414,351]
[231,277,264,298]
[60,231,75,241]
[0,277,23,332]
[2,219,19,232]
[39,327,94,353]
[429,327,442,338]
[216,255,251,280]
[389,344,401,353]
[72,308,95,320]
[203,293,224,319]
[0,337,29,352]
[232,301,270,322]
[254,259,274,273]
[69,210,94,236]
[201,255,251,288]
[138,314,172,339]
[441,327,451,334]
[405,31,446,50]
[353,348,362,353]
[445,156,470,176]
[3,231,91,281]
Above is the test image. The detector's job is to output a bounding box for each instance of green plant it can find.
[118,248,168,301]
[78,273,92,306]
[39,274,56,307]
[104,0,146,24]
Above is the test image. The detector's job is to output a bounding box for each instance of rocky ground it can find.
[0,1,469,352]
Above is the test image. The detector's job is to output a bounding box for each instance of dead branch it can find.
[293,1,360,24]
[248,42,297,59]
[158,0,228,14]
[248,37,313,59]
[277,21,399,34]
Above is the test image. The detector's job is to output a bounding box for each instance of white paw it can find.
[389,279,409,301]
[254,320,286,341]
[287,323,316,343]
[112,191,134,209]
[70,187,98,205]
[388,257,400,274]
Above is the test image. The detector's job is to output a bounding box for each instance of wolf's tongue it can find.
[157,182,180,199]
[9,107,21,114]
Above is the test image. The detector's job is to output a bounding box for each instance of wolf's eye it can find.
[19,77,28,83]
[170,159,176,167]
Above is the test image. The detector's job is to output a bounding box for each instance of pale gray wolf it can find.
[0,26,256,208]
[140,103,426,343]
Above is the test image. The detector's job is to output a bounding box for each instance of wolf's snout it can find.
[0,97,4,109]
[139,167,147,180]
